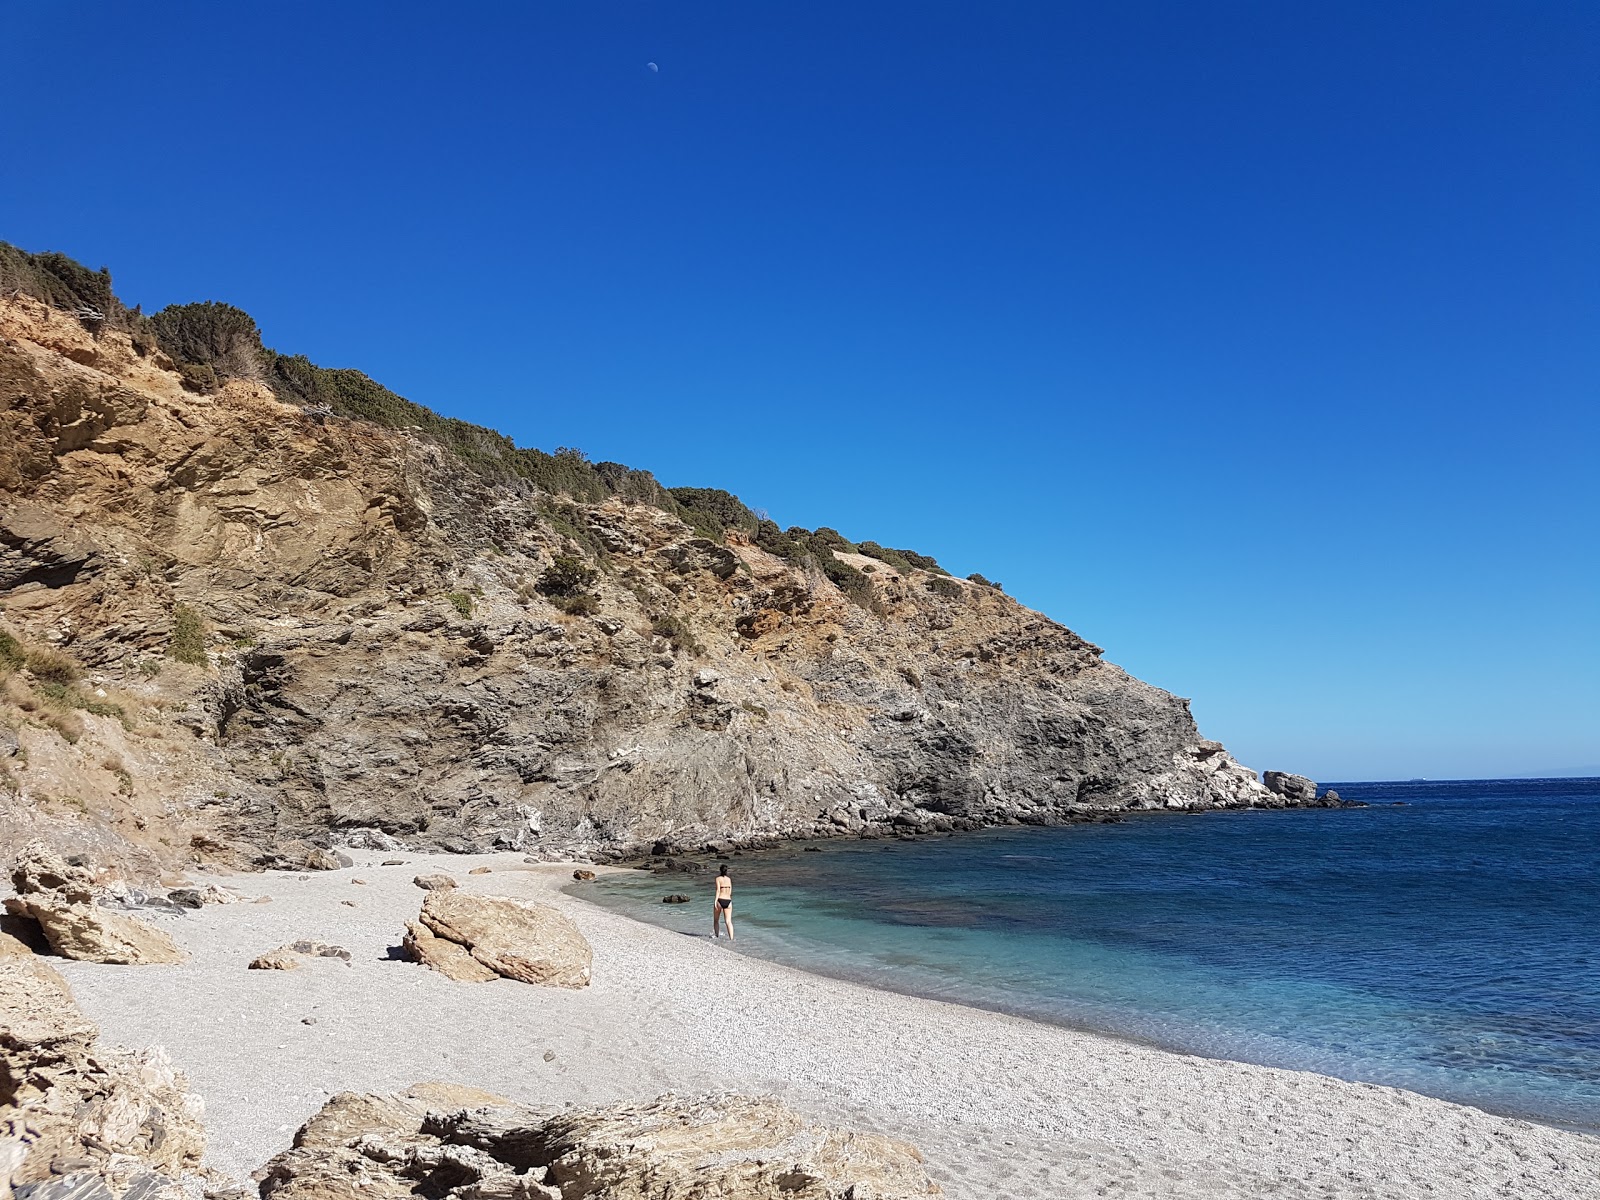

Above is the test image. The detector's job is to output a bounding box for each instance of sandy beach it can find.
[48,852,1600,1199]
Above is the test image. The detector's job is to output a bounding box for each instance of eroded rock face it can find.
[255,1088,938,1200]
[0,293,1308,873]
[0,957,205,1198]
[410,892,591,988]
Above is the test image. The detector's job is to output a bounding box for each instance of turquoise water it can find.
[589,778,1600,1129]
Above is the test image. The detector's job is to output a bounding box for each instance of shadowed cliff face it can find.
[0,296,1278,872]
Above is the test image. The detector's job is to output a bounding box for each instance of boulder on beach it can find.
[413,873,458,891]
[303,848,353,871]
[411,891,591,988]
[4,844,184,966]
[0,956,206,1197]
[572,869,595,881]
[255,1087,939,1200]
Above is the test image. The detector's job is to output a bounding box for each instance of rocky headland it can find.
[1,246,1336,881]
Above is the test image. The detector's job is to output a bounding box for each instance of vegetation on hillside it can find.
[2,241,984,610]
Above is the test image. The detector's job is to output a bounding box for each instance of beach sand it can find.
[49,852,1599,1199]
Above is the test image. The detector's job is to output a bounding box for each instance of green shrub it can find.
[651,614,702,655]
[171,604,208,664]
[0,243,122,329]
[148,302,264,381]
[446,592,474,618]
[24,647,79,684]
[669,487,759,541]
[925,576,965,600]
[553,594,599,617]
[967,573,1002,591]
[0,631,24,675]
[809,527,856,552]
[538,554,598,598]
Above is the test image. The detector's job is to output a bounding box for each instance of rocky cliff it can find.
[0,274,1296,876]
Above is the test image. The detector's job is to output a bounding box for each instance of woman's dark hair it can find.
[718,863,729,875]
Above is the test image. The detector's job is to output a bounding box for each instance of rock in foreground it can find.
[408,892,591,988]
[256,1087,939,1199]
[0,957,205,1198]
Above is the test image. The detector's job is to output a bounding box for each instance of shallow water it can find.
[590,778,1600,1128]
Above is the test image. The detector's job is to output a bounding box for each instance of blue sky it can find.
[4,2,1595,780]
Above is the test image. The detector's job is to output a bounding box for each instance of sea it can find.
[588,777,1600,1130]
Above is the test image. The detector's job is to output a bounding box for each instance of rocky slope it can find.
[0,285,1306,876]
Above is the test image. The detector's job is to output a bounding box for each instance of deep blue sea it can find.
[589,778,1600,1129]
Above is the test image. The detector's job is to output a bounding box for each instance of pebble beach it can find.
[50,853,1600,1199]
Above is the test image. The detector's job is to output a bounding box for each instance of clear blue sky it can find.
[4,2,1596,781]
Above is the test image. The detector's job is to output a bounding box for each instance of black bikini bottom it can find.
[717,898,731,909]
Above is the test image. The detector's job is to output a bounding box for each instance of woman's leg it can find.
[711,901,722,937]
[723,905,734,942]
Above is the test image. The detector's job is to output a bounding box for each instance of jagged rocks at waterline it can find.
[1262,772,1319,804]
[254,1087,939,1200]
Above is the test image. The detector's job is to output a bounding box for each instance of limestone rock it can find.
[401,921,498,983]
[662,894,691,904]
[413,873,458,891]
[0,957,204,1196]
[416,892,591,989]
[2,896,184,966]
[1262,771,1318,803]
[467,866,493,875]
[249,941,350,970]
[10,844,95,903]
[570,870,595,882]
[254,1088,938,1200]
[302,849,350,871]
[248,951,299,971]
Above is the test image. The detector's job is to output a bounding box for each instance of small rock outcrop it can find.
[248,941,352,971]
[255,1088,939,1200]
[2,846,183,966]
[413,874,458,892]
[1262,772,1318,803]
[0,956,206,1198]
[405,893,591,988]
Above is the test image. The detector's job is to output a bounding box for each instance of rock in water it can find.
[662,894,691,904]
[0,957,205,1195]
[254,1088,938,1200]
[401,921,498,983]
[415,892,592,988]
[1262,771,1318,803]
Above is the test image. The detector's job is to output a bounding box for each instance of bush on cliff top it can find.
[2,243,987,598]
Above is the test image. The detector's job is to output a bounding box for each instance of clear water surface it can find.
[588,778,1600,1129]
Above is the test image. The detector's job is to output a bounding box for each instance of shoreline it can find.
[44,851,1600,1199]
[577,864,1600,1139]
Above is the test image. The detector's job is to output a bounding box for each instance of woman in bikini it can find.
[712,864,734,941]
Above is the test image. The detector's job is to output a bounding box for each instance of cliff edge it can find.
[0,257,1299,874]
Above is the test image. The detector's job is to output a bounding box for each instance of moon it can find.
[647,62,659,72]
